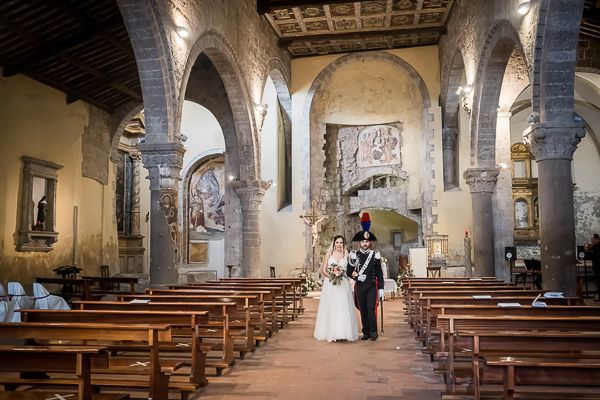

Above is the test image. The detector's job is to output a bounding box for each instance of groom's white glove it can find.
[378,289,385,299]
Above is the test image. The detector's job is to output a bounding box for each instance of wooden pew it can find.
[64,302,237,372]
[408,288,541,332]
[149,287,279,335]
[450,330,600,399]
[216,278,305,317]
[0,345,129,400]
[176,283,291,327]
[0,322,181,399]
[106,293,265,349]
[483,355,600,400]
[437,314,600,398]
[18,309,211,385]
[420,297,579,351]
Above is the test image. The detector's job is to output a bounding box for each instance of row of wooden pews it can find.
[401,277,600,400]
[0,277,305,400]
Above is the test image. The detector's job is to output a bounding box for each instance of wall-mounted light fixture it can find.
[517,0,531,16]
[228,175,236,181]
[176,26,189,39]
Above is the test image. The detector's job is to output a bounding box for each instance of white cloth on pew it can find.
[8,282,34,309]
[0,300,19,322]
[0,282,5,297]
[381,261,398,295]
[33,283,70,310]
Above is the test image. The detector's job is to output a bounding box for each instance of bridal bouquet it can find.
[328,263,345,285]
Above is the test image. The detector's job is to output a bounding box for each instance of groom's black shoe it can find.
[361,334,370,340]
[369,332,378,341]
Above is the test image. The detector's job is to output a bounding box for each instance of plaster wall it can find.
[433,106,474,265]
[290,47,456,271]
[0,72,118,289]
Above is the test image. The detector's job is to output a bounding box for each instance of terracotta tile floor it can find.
[192,295,443,400]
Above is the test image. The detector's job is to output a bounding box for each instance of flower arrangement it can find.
[327,263,345,285]
[298,271,317,294]
[396,264,415,295]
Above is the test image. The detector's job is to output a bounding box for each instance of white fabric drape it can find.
[33,283,70,310]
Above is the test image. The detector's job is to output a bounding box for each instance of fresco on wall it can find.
[357,124,401,167]
[189,157,225,241]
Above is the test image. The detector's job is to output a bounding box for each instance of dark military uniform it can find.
[348,247,384,340]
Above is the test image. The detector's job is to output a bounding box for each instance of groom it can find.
[348,229,384,341]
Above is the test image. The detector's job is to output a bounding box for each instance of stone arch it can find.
[441,47,467,189]
[531,0,585,122]
[180,29,259,182]
[302,50,436,236]
[116,0,177,142]
[109,102,144,161]
[470,20,529,165]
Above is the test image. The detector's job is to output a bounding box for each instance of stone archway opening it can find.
[346,208,420,282]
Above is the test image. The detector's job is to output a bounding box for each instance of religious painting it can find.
[189,241,209,263]
[357,124,401,167]
[188,156,225,241]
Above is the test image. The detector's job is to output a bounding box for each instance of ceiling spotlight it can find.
[517,0,531,16]
[228,175,236,181]
[176,26,189,39]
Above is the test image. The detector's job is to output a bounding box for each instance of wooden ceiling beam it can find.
[24,70,113,113]
[59,53,142,102]
[280,25,444,45]
[257,0,335,14]
[2,15,124,77]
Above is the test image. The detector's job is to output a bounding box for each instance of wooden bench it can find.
[105,294,265,350]
[420,298,580,352]
[65,301,237,372]
[452,330,600,399]
[0,322,182,399]
[0,345,129,400]
[437,314,600,398]
[175,283,290,328]
[149,288,279,336]
[483,356,600,400]
[18,309,211,385]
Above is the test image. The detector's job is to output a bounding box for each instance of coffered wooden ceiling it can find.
[582,0,600,40]
[258,0,456,57]
[0,0,140,114]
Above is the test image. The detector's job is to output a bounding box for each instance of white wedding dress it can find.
[314,256,359,342]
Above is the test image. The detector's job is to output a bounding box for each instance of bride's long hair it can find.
[327,235,348,258]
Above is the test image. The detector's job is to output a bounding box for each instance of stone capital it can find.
[138,141,185,191]
[463,167,500,193]
[523,122,586,161]
[232,180,272,211]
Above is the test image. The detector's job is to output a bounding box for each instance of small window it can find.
[392,231,403,249]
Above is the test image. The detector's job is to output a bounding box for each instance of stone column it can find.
[524,122,585,296]
[464,167,500,277]
[493,111,514,281]
[130,151,142,235]
[442,128,458,189]
[138,141,185,285]
[232,180,271,277]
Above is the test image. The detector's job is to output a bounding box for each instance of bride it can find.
[314,235,359,342]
